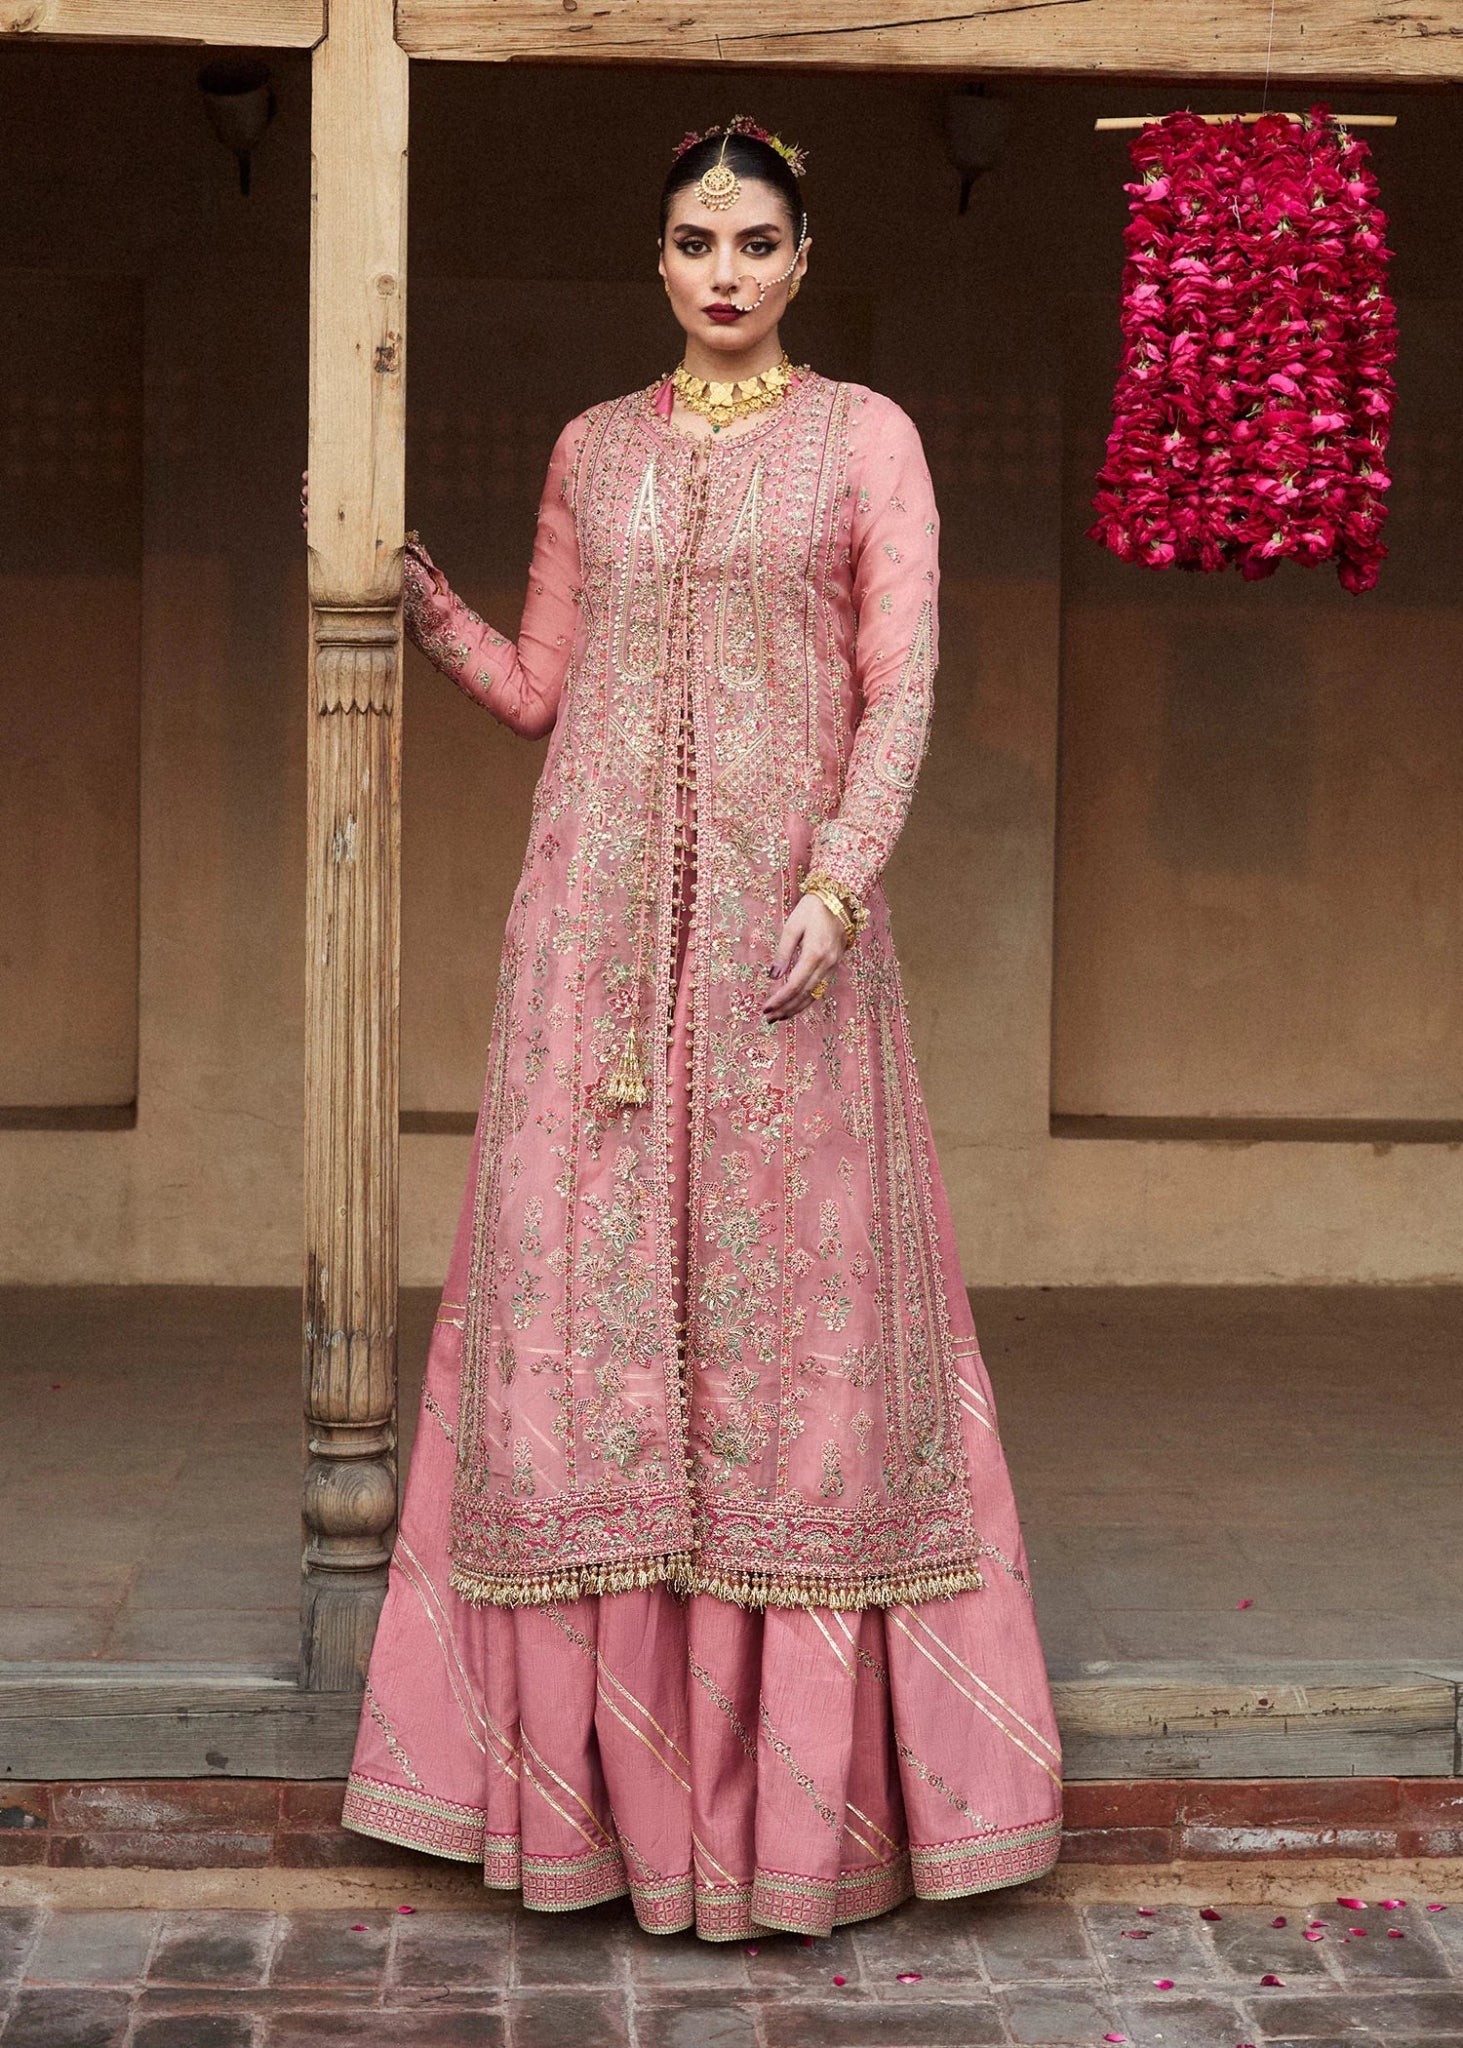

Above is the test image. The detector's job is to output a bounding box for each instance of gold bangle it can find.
[805,887,854,943]
[799,871,868,944]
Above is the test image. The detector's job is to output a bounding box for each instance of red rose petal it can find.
[1105,2035,1127,2042]
[1261,1974,1285,1987]
[1388,1930,1406,1939]
[833,1975,847,1986]
[897,1971,923,1983]
[1271,1917,1288,1928]
[1200,1908,1223,1921]
[349,1924,366,1932]
[1236,1598,1254,1609]
[396,1905,415,1915]
[1337,1897,1367,1910]
[1349,1927,1368,1937]
[1137,1907,1156,1916]
[1428,1904,1448,1912]
[1303,1931,1325,1942]
[1153,1979,1174,1990]
[1379,1899,1405,1910]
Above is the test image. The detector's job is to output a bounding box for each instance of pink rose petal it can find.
[1349,1927,1368,1937]
[1236,1598,1254,1609]
[1260,1974,1285,1987]
[1271,1917,1288,1928]
[1337,1897,1367,1910]
[1388,1930,1406,1940]
[833,1975,847,1986]
[1200,1908,1223,1921]
[396,1905,415,1915]
[1137,1907,1156,1916]
[349,1924,366,1932]
[1105,2035,1127,2042]
[897,1971,923,1983]
[745,1943,760,1955]
[1428,1903,1448,1912]
[1153,1979,1174,1990]
[1380,1899,1405,1909]
[1303,1931,1325,1942]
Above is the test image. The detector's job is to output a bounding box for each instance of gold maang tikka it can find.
[695,131,741,211]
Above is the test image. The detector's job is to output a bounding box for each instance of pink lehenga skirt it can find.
[343,837,1064,1937]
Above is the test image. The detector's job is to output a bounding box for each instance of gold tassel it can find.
[601,1025,649,1109]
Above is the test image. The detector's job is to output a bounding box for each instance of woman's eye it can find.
[676,239,708,256]
[746,241,776,257]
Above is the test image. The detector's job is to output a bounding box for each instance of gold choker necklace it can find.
[669,354,797,433]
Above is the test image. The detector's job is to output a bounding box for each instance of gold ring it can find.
[810,979,831,1001]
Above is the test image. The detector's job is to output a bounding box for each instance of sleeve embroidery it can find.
[399,422,584,740]
[807,404,940,902]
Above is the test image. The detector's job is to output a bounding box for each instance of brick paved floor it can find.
[2,1892,1463,2047]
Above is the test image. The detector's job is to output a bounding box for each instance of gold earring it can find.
[788,278,801,300]
[663,278,671,296]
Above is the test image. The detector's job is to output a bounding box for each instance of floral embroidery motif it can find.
[512,1434,535,1498]
[815,1275,852,1333]
[819,1441,845,1498]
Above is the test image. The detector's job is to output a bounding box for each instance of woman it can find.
[338,118,1063,1940]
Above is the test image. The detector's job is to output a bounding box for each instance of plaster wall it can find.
[1,50,1460,1285]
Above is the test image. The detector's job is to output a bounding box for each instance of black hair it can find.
[660,131,806,241]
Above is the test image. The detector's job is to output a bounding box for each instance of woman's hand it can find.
[762,894,847,1022]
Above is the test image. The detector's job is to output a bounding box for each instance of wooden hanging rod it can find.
[1096,113,1396,131]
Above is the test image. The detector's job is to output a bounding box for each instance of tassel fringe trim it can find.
[448,1553,984,1613]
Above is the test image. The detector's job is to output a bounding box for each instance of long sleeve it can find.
[806,399,940,903]
[401,418,583,741]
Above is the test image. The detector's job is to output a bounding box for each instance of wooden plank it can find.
[303,0,410,1692]
[0,0,321,44]
[396,0,1463,80]
[0,1668,358,1779]
[1,1661,1456,1782]
[1054,1663,1459,1781]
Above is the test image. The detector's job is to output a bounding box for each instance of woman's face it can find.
[659,177,809,359]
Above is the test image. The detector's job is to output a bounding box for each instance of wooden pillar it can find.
[302,0,408,1691]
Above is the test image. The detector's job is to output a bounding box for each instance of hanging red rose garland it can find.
[1089,107,1397,592]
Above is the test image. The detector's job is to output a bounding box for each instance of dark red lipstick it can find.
[704,303,746,324]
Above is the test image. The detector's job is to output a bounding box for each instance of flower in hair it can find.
[672,114,808,178]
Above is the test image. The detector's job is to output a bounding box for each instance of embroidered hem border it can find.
[341,1774,1061,1938]
[339,1776,487,1864]
[447,1553,985,1613]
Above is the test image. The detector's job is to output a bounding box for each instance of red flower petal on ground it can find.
[1261,1974,1285,1986]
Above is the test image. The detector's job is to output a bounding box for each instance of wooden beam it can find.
[0,1667,360,1779]
[0,0,321,44]
[396,0,1463,80]
[303,0,409,1693]
[1,1660,1457,1781]
[1052,1663,1460,1781]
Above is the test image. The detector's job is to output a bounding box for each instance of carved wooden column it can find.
[302,0,408,1691]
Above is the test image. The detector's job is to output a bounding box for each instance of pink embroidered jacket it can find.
[402,370,987,1612]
